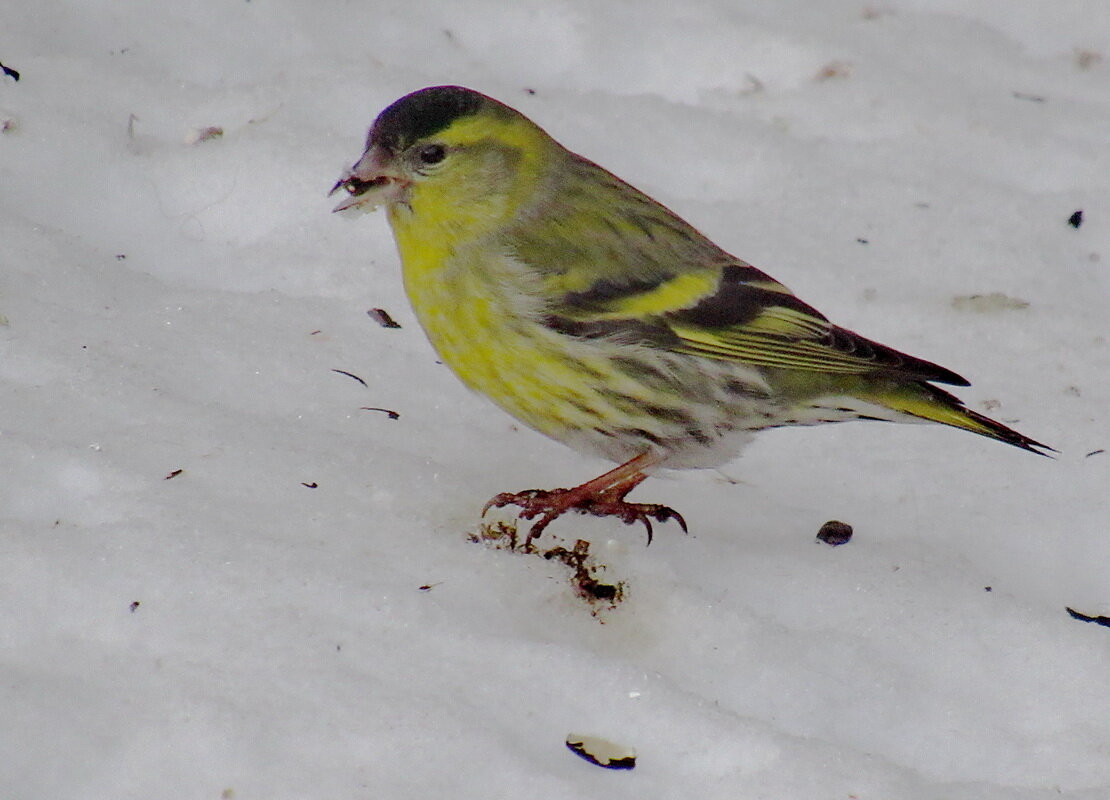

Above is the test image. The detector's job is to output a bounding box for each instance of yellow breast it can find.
[389,204,580,439]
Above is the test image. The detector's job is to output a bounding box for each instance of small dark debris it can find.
[544,539,624,603]
[470,519,521,550]
[815,60,853,81]
[525,88,536,95]
[1075,49,1103,70]
[984,586,993,592]
[186,126,223,144]
[115,254,127,260]
[817,520,853,546]
[332,368,368,387]
[360,406,400,420]
[1066,607,1110,627]
[951,293,1030,312]
[367,308,402,329]
[164,469,183,480]
[471,522,625,613]
[856,238,869,244]
[1086,449,1105,458]
[1012,91,1046,103]
[1068,210,1084,229]
[301,481,318,489]
[583,580,618,602]
[0,61,19,81]
[741,73,765,93]
[129,601,141,612]
[418,582,442,591]
[566,734,637,770]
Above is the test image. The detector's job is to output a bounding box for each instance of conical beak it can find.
[330,144,409,213]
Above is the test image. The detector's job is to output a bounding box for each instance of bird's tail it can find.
[861,382,1055,456]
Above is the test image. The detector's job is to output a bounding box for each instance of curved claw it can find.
[483,489,541,517]
[656,507,688,535]
[580,500,688,547]
[481,485,688,548]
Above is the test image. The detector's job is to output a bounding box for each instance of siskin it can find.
[332,86,1050,543]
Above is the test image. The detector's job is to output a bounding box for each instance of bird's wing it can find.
[542,260,970,387]
[512,154,967,386]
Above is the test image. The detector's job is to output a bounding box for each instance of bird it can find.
[331,85,1051,545]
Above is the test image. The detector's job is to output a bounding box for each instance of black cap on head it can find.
[369,86,488,153]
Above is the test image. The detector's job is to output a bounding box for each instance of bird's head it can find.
[332,86,557,237]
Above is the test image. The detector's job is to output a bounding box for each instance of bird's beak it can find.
[330,144,409,213]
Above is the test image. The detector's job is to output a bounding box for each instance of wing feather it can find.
[543,259,969,386]
[508,153,968,387]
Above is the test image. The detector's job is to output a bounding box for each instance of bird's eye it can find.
[417,144,447,166]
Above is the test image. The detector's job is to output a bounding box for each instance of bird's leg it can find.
[482,451,687,548]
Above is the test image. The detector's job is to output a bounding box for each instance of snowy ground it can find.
[2,2,1109,798]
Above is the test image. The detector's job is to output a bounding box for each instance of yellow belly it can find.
[391,215,587,439]
[387,207,770,468]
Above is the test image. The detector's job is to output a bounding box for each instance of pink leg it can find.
[483,451,687,546]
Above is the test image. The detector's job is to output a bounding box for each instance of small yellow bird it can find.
[332,86,1050,543]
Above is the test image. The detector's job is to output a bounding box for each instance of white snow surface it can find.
[2,2,1108,798]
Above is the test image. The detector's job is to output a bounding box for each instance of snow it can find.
[2,1,1108,797]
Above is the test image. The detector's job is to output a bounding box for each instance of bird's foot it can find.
[483,486,686,548]
[583,489,688,546]
[482,488,578,549]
